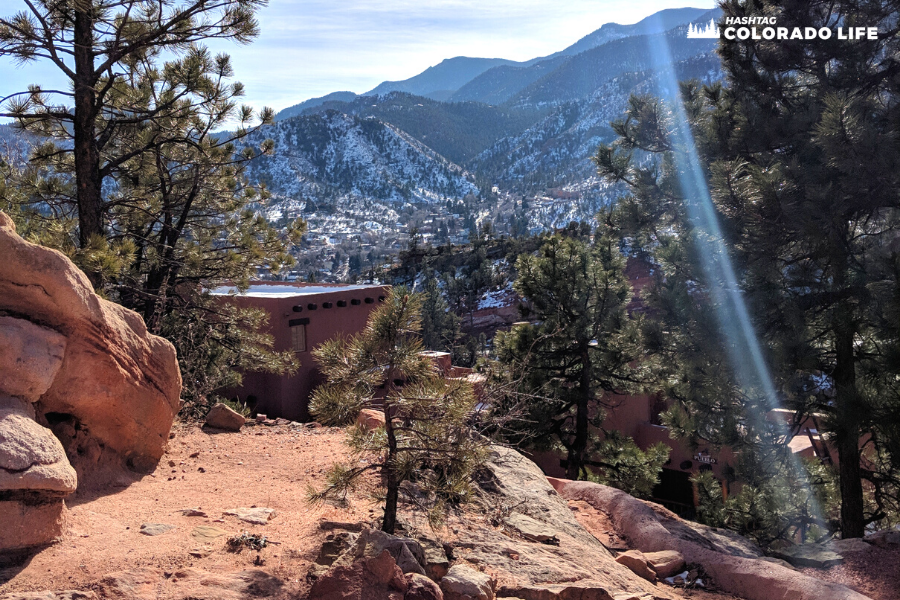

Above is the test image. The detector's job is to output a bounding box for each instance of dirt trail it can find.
[0,424,372,598]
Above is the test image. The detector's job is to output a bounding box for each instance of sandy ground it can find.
[0,423,374,598]
[1,422,894,600]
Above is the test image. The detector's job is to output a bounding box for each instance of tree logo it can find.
[687,19,721,39]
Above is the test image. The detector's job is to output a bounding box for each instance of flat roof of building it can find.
[209,282,384,299]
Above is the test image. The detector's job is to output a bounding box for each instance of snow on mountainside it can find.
[473,51,722,187]
[242,110,479,206]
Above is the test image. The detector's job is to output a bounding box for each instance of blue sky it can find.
[0,1,715,115]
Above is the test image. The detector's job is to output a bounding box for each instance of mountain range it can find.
[249,6,722,230]
[2,7,725,241]
[275,7,713,114]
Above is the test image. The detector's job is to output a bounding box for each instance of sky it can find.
[0,0,716,115]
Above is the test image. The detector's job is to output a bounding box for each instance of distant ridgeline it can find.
[3,8,724,235]
[251,7,722,218]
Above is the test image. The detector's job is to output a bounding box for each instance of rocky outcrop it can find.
[97,567,283,600]
[552,478,874,600]
[308,549,409,600]
[0,212,181,471]
[451,445,677,600]
[0,212,181,553]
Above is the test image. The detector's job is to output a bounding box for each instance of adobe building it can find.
[210,282,391,421]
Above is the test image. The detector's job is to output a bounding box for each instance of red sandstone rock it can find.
[643,550,685,578]
[308,550,408,600]
[0,396,76,494]
[405,573,444,600]
[0,212,181,472]
[439,565,494,600]
[97,567,284,600]
[358,408,387,431]
[0,592,97,599]
[614,549,657,582]
[552,477,874,600]
[205,403,245,431]
[0,498,67,552]
[0,316,66,401]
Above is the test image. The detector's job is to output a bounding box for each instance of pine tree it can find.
[0,0,304,414]
[308,288,485,534]
[596,1,900,537]
[0,0,269,286]
[420,268,460,354]
[495,220,655,480]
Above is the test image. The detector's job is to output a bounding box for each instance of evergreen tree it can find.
[0,0,271,284]
[495,221,655,480]
[308,288,485,533]
[596,1,900,537]
[420,268,460,353]
[0,0,303,413]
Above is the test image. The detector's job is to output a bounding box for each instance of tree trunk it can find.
[834,310,865,538]
[566,348,592,480]
[382,372,399,534]
[73,7,103,287]
[837,431,865,537]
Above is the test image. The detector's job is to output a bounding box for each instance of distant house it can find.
[211,282,390,421]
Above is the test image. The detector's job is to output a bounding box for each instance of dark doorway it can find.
[652,468,696,519]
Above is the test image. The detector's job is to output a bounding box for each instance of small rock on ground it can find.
[139,523,174,536]
[223,507,275,525]
[204,403,245,431]
[0,593,97,600]
[190,525,228,541]
[405,573,443,600]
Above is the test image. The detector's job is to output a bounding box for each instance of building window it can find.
[291,324,307,353]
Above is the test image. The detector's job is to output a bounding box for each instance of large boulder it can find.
[0,212,181,471]
[0,316,66,401]
[0,396,76,493]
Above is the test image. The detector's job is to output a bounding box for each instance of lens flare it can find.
[643,20,824,532]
